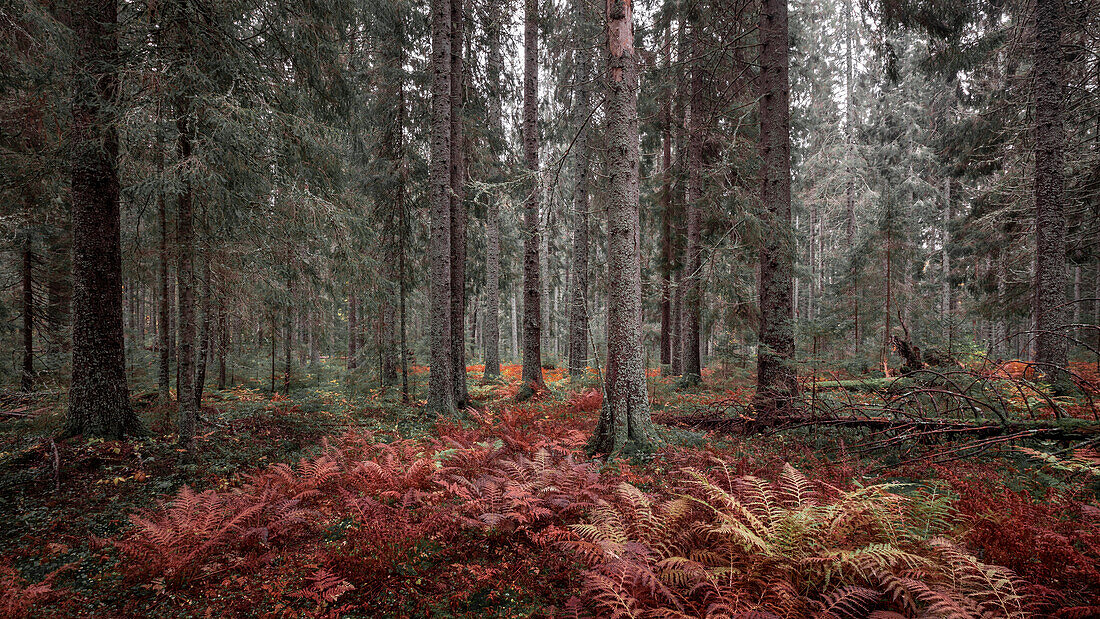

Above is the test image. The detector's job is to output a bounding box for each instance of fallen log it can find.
[668,413,1100,443]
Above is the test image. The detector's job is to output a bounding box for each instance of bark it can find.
[671,268,683,375]
[520,0,545,397]
[844,0,858,357]
[429,0,455,413]
[66,0,140,438]
[284,285,293,393]
[1033,0,1069,380]
[193,242,212,408]
[660,24,673,372]
[942,177,953,351]
[482,0,503,381]
[217,298,227,390]
[22,243,34,393]
[590,0,655,455]
[347,294,357,370]
[484,200,502,379]
[450,0,468,407]
[175,91,197,447]
[681,11,704,383]
[754,0,798,417]
[568,0,592,380]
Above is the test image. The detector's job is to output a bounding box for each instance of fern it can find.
[558,463,1029,618]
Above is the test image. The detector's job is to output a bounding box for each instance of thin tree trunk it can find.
[484,201,502,380]
[284,285,293,393]
[590,0,655,455]
[568,0,592,381]
[348,294,358,370]
[21,242,34,392]
[428,0,455,413]
[520,0,544,397]
[175,94,197,447]
[682,9,703,383]
[844,0,858,357]
[217,298,227,390]
[450,0,468,407]
[482,0,503,381]
[942,177,953,351]
[1033,0,1069,382]
[193,242,211,408]
[660,24,673,373]
[754,0,798,417]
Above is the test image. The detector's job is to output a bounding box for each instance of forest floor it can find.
[1,362,1099,617]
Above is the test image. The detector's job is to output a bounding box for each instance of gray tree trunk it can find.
[1033,0,1069,382]
[682,9,703,384]
[449,0,468,407]
[590,0,655,455]
[428,0,455,413]
[520,0,545,397]
[754,0,798,417]
[568,0,592,380]
[482,0,504,381]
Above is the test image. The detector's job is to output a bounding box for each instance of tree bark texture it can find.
[1033,0,1068,378]
[590,0,655,455]
[520,0,544,396]
[66,0,141,438]
[568,0,592,381]
[449,0,468,407]
[754,0,798,417]
[428,0,455,413]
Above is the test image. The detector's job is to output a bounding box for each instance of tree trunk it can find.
[175,90,197,447]
[568,0,592,381]
[942,177,953,351]
[284,287,293,393]
[217,298,227,390]
[450,0,468,407]
[590,0,655,455]
[484,199,501,379]
[66,0,140,438]
[754,0,798,417]
[844,0,859,357]
[682,10,703,384]
[347,294,358,370]
[428,0,455,413]
[482,0,503,382]
[520,0,545,397]
[22,242,34,392]
[1033,0,1068,382]
[193,242,212,408]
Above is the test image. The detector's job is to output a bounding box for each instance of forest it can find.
[1,0,1099,615]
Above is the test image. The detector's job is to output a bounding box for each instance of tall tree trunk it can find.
[1033,0,1068,382]
[482,0,503,381]
[568,0,592,381]
[1073,264,1081,344]
[590,0,655,455]
[193,242,212,408]
[671,268,683,375]
[175,95,197,447]
[217,298,227,390]
[942,177,953,351]
[428,0,455,413]
[21,242,34,392]
[844,0,858,357]
[754,0,798,417]
[347,294,358,370]
[484,200,502,379]
[682,8,703,384]
[660,24,673,373]
[66,0,140,438]
[520,0,545,397]
[450,0,468,407]
[284,285,293,393]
